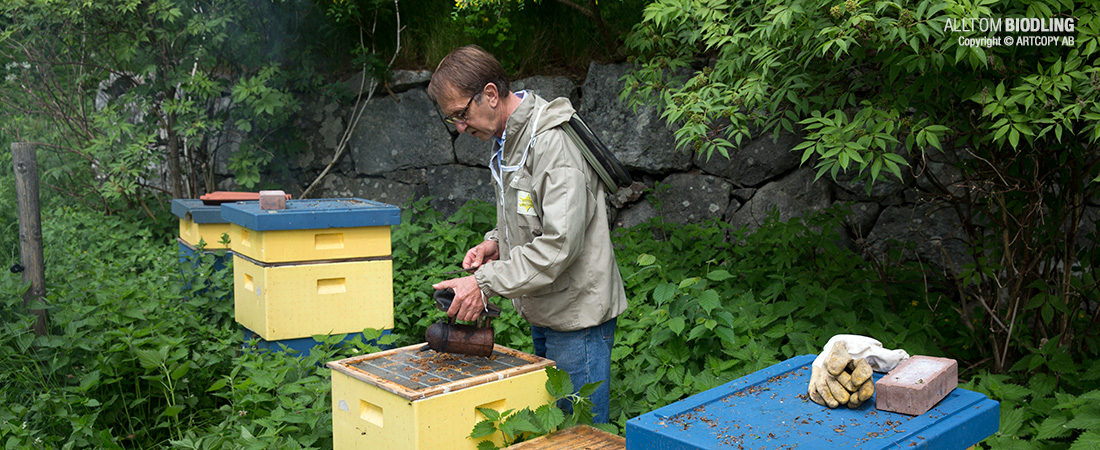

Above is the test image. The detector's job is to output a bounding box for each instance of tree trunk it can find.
[167,111,183,198]
[587,0,618,55]
[12,143,49,337]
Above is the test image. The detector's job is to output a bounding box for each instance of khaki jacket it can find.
[474,94,628,331]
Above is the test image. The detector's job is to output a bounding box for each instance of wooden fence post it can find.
[12,142,48,336]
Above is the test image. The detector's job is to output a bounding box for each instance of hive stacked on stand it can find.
[328,344,555,450]
[171,199,232,267]
[221,198,401,355]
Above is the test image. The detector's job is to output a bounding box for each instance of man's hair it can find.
[427,45,510,102]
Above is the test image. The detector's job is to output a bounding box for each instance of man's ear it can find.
[482,82,500,107]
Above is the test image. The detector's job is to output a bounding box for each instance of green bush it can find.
[604,205,967,427]
[0,203,386,449]
[2,199,1096,448]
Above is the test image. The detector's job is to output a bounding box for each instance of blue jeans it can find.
[531,318,616,424]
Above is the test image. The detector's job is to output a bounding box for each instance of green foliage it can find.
[0,202,390,449]
[469,367,604,449]
[963,372,1100,450]
[226,142,276,190]
[623,0,1100,376]
[0,147,20,264]
[0,206,237,448]
[623,0,1099,169]
[0,0,329,205]
[606,207,963,423]
[452,2,519,71]
[432,0,645,76]
[1,198,1095,449]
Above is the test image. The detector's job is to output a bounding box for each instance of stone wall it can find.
[214,63,975,273]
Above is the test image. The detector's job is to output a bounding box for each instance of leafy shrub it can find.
[0,203,368,449]
[963,371,1100,450]
[604,206,968,426]
[470,367,606,450]
[1,199,1095,449]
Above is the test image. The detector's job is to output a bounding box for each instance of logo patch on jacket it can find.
[517,190,537,216]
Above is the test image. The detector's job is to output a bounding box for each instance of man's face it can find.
[440,84,500,141]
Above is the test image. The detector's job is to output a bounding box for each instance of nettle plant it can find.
[469,367,606,450]
[605,209,954,423]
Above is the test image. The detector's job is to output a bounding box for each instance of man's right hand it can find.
[463,240,500,269]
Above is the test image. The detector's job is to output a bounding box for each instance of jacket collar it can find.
[500,93,543,162]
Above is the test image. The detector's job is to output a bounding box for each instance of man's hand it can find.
[432,275,485,322]
[463,240,500,269]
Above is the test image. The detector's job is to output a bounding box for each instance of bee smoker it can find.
[424,288,501,357]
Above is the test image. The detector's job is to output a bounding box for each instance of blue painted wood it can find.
[178,240,232,271]
[626,354,999,449]
[171,199,227,223]
[220,198,401,231]
[242,327,393,357]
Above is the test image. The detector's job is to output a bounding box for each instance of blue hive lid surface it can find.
[171,199,228,224]
[626,354,999,450]
[220,198,401,231]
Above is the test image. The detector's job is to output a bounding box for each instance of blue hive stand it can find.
[627,354,999,449]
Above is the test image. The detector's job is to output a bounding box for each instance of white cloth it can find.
[811,334,910,373]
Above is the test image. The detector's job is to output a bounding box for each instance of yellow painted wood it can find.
[178,218,230,249]
[330,355,553,450]
[233,255,393,340]
[229,224,392,263]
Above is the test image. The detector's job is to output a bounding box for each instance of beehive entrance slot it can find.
[360,400,383,427]
[317,278,347,295]
[315,233,345,250]
[476,399,507,423]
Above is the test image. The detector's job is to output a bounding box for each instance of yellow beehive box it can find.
[328,345,555,450]
[179,219,231,249]
[220,198,401,263]
[233,254,394,341]
[228,223,392,263]
[171,199,231,249]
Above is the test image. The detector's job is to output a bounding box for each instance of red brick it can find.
[875,355,958,416]
[259,190,287,210]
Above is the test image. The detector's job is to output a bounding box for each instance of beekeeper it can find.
[428,45,628,424]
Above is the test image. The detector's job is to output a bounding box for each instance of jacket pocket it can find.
[508,173,543,237]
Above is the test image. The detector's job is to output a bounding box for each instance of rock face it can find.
[655,173,733,225]
[865,201,972,274]
[455,133,488,167]
[695,132,801,187]
[727,168,834,231]
[512,76,580,106]
[578,63,691,173]
[348,89,454,176]
[211,63,989,273]
[426,165,495,218]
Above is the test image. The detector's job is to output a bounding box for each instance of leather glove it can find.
[808,335,909,409]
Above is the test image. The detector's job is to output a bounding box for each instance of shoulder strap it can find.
[561,114,633,194]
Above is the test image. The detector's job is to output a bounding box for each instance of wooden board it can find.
[506,425,625,450]
[327,344,554,401]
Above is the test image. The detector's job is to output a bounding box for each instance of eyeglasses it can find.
[444,91,479,124]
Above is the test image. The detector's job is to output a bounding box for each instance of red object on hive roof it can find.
[199,191,292,205]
